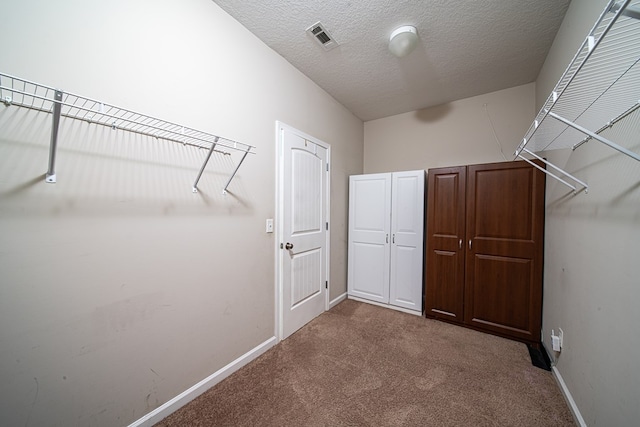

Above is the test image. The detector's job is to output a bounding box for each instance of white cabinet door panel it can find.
[390,245,420,306]
[389,171,425,311]
[350,242,388,301]
[348,174,391,303]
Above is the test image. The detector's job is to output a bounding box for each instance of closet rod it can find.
[548,111,640,162]
[572,101,640,151]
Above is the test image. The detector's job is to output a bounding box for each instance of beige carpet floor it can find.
[156,299,575,426]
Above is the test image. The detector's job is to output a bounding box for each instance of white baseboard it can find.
[329,292,347,309]
[128,336,278,427]
[552,366,587,427]
[347,295,422,316]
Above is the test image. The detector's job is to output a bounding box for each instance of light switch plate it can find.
[266,218,274,233]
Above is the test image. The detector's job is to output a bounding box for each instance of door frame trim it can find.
[274,121,331,341]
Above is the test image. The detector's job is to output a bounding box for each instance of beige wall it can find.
[0,0,363,425]
[536,0,640,425]
[363,83,535,173]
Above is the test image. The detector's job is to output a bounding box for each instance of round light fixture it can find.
[388,25,419,58]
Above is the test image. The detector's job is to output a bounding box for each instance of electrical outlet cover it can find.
[558,328,563,349]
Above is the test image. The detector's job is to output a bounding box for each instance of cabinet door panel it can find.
[350,242,389,301]
[465,162,545,342]
[348,174,391,303]
[428,249,464,319]
[425,167,466,322]
[468,254,532,332]
[389,171,425,311]
[390,245,421,308]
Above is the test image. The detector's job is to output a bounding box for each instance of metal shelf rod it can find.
[548,111,640,162]
[520,148,589,194]
[46,90,63,183]
[572,100,640,150]
[192,137,219,193]
[519,154,581,194]
[222,150,250,195]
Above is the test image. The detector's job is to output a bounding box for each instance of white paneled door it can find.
[389,171,424,311]
[347,173,392,304]
[278,123,329,340]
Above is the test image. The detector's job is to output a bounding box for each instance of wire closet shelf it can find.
[0,72,256,194]
[514,0,640,194]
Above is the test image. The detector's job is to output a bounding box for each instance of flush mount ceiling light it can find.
[388,25,418,58]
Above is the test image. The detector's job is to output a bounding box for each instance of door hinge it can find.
[326,163,329,171]
[326,222,328,230]
[325,281,328,289]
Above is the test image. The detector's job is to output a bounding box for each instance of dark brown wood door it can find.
[425,166,466,323]
[464,161,545,342]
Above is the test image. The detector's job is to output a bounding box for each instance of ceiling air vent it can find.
[306,22,339,51]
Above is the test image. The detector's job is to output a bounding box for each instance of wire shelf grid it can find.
[514,0,640,194]
[0,72,255,193]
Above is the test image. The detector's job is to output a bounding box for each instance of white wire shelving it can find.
[514,0,640,194]
[0,72,255,194]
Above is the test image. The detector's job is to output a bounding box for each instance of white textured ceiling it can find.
[212,0,571,121]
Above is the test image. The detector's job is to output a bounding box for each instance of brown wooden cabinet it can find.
[425,160,545,344]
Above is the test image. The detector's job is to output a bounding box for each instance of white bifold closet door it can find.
[348,170,425,313]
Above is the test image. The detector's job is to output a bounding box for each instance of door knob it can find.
[285,242,294,250]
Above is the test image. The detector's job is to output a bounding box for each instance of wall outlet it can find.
[266,218,274,233]
[551,329,561,352]
[558,328,563,349]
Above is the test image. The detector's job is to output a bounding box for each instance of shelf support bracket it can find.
[45,89,63,183]
[517,148,589,194]
[548,111,640,162]
[192,137,219,193]
[222,149,250,195]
